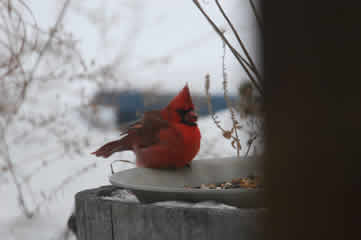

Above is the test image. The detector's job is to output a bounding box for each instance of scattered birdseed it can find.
[185,176,263,190]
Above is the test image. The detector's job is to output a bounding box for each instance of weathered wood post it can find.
[75,185,265,240]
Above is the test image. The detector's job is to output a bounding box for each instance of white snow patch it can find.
[152,200,238,211]
[101,189,139,203]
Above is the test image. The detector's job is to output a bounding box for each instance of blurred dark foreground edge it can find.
[263,1,361,240]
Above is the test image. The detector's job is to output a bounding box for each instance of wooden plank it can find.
[146,205,184,240]
[76,187,114,240]
[208,209,265,240]
[181,207,209,240]
[76,186,265,240]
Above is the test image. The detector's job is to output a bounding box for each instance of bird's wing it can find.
[120,110,171,148]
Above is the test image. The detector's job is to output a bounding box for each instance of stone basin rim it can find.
[109,156,263,194]
[109,177,262,193]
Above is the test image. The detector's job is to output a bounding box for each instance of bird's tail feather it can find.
[91,139,129,158]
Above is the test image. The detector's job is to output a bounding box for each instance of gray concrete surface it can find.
[109,156,264,208]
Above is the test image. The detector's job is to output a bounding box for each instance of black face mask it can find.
[177,108,198,126]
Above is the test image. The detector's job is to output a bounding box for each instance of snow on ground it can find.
[1,108,255,240]
[0,0,260,239]
[106,189,239,211]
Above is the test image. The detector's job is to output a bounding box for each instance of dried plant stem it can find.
[0,0,27,80]
[31,163,97,215]
[0,126,33,217]
[221,42,241,156]
[206,73,242,156]
[198,0,264,158]
[215,0,262,82]
[20,156,62,184]
[205,74,227,133]
[245,135,257,158]
[16,0,71,117]
[193,0,264,97]
[249,0,263,32]
[0,0,72,218]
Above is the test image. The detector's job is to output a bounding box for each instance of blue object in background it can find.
[93,91,238,125]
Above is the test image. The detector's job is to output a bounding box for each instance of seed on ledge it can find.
[224,182,232,189]
[231,178,242,184]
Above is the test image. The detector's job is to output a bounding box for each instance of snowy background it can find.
[0,0,260,239]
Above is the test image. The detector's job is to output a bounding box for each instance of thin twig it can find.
[221,42,241,156]
[215,0,262,82]
[249,0,263,32]
[245,135,257,158]
[0,124,33,217]
[14,0,71,117]
[193,0,264,97]
[0,0,72,218]
[31,163,97,215]
[205,74,227,133]
[0,0,27,80]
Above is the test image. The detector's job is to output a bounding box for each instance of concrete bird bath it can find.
[109,156,264,208]
[75,157,265,240]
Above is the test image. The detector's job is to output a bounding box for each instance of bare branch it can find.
[19,0,71,111]
[0,0,75,218]
[205,74,226,133]
[0,125,33,217]
[249,0,263,32]
[245,134,257,158]
[215,0,262,82]
[221,42,241,156]
[193,0,264,97]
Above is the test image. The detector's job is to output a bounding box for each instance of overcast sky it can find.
[28,0,260,94]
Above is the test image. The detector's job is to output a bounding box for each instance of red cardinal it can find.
[92,85,201,168]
